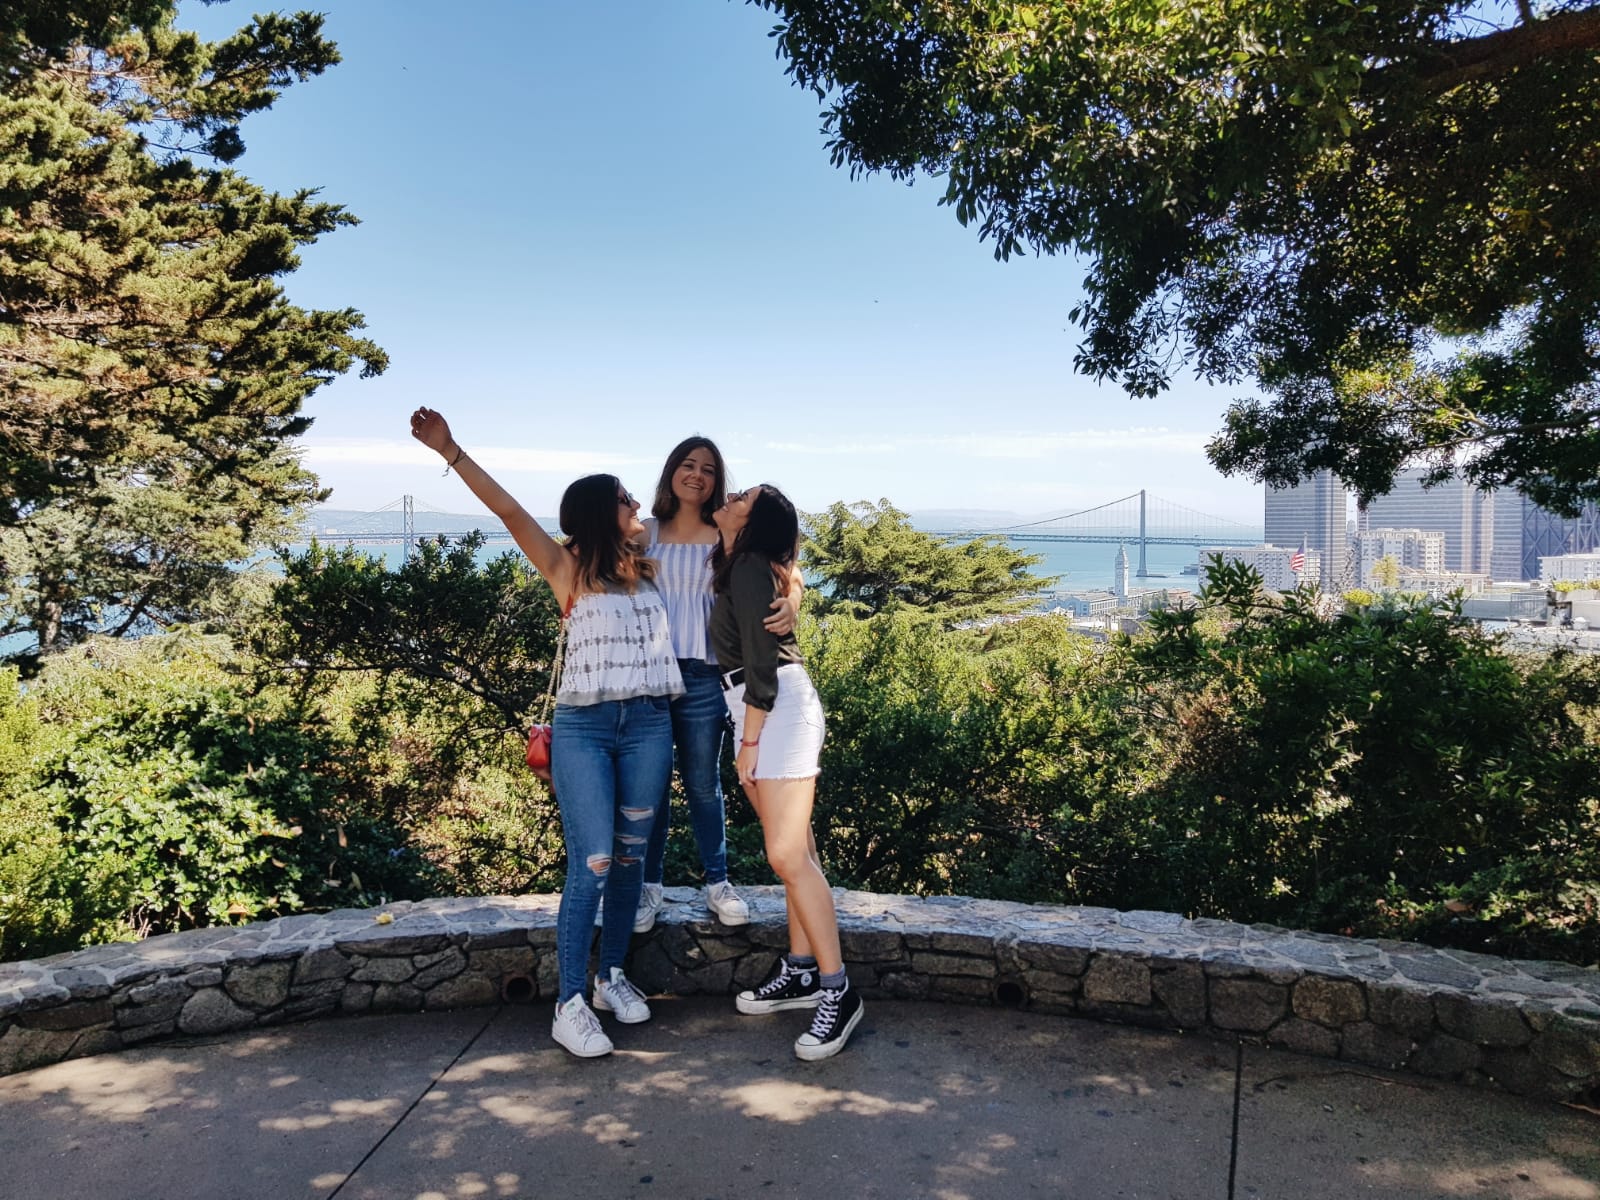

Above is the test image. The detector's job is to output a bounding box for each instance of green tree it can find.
[1370,554,1402,590]
[2,634,434,960]
[249,537,568,896]
[1092,558,1600,962]
[252,536,561,733]
[0,1,385,660]
[803,499,1053,625]
[799,608,1104,899]
[755,1,1600,510]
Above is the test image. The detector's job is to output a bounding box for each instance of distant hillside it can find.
[909,509,1031,531]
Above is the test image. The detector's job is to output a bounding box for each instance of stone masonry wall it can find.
[2,889,1596,1102]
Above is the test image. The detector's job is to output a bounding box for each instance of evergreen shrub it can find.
[1080,559,1600,963]
[0,636,434,958]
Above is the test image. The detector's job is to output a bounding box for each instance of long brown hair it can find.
[711,485,799,595]
[559,474,656,594]
[651,436,729,526]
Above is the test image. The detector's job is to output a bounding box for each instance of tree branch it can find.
[1370,6,1600,95]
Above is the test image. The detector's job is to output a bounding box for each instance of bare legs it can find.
[745,777,840,974]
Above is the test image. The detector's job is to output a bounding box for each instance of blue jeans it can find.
[550,695,673,1002]
[643,659,730,887]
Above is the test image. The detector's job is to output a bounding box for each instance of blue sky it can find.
[179,0,1266,524]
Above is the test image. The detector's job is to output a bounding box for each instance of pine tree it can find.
[0,2,386,659]
[804,500,1053,625]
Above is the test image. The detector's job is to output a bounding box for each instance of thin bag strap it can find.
[534,592,575,723]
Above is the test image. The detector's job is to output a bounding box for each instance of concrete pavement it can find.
[1,997,1595,1200]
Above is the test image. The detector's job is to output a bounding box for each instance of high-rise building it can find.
[1264,471,1346,591]
[1492,493,1600,582]
[1114,544,1130,600]
[1351,527,1445,587]
[1361,468,1494,574]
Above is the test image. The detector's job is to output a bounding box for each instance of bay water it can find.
[282,532,1245,593]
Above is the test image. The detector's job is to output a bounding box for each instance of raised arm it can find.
[409,406,576,605]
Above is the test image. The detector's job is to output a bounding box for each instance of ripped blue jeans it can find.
[550,695,673,1002]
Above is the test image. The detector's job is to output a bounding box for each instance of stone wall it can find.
[2,889,1596,1101]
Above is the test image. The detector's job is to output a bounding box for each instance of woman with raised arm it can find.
[711,484,862,1061]
[410,406,680,1059]
[623,437,800,934]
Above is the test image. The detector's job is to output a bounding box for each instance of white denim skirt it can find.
[724,662,825,780]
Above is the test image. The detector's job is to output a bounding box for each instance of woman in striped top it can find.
[628,436,800,932]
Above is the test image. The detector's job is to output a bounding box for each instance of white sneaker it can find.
[551,994,612,1058]
[633,883,664,933]
[705,880,750,926]
[592,967,651,1024]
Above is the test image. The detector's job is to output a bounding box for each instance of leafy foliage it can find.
[249,536,569,897]
[253,536,560,729]
[0,636,434,958]
[0,1,385,659]
[802,499,1052,625]
[0,663,135,960]
[755,0,1600,509]
[797,610,1106,899]
[8,522,1598,969]
[1087,557,1600,961]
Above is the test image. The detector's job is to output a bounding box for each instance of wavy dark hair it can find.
[559,473,655,594]
[711,484,799,595]
[651,435,729,526]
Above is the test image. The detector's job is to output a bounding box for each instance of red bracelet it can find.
[740,738,759,747]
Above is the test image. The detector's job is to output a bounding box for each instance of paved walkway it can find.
[0,998,1594,1200]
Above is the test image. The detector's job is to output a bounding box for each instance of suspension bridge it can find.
[306,491,1262,577]
[923,491,1260,575]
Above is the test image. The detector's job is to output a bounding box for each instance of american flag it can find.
[1289,540,1307,573]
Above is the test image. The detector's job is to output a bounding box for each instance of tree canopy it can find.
[754,0,1600,510]
[0,1,385,659]
[803,499,1053,624]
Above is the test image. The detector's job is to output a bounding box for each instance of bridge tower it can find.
[402,494,415,561]
[1137,489,1148,577]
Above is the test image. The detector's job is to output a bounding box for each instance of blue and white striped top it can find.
[646,522,719,664]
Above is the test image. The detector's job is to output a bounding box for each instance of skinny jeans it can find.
[642,658,730,887]
[550,695,673,1002]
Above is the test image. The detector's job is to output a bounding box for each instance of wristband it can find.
[740,738,759,748]
[442,446,466,475]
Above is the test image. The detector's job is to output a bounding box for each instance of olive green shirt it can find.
[708,554,803,712]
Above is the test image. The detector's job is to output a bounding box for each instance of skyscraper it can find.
[1362,468,1494,574]
[1491,492,1600,582]
[1264,471,1347,591]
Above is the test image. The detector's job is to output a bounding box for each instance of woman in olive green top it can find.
[709,484,863,1061]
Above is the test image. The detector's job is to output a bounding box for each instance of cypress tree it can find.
[0,2,386,658]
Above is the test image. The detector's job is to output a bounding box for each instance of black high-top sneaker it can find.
[794,981,863,1061]
[735,957,822,1014]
